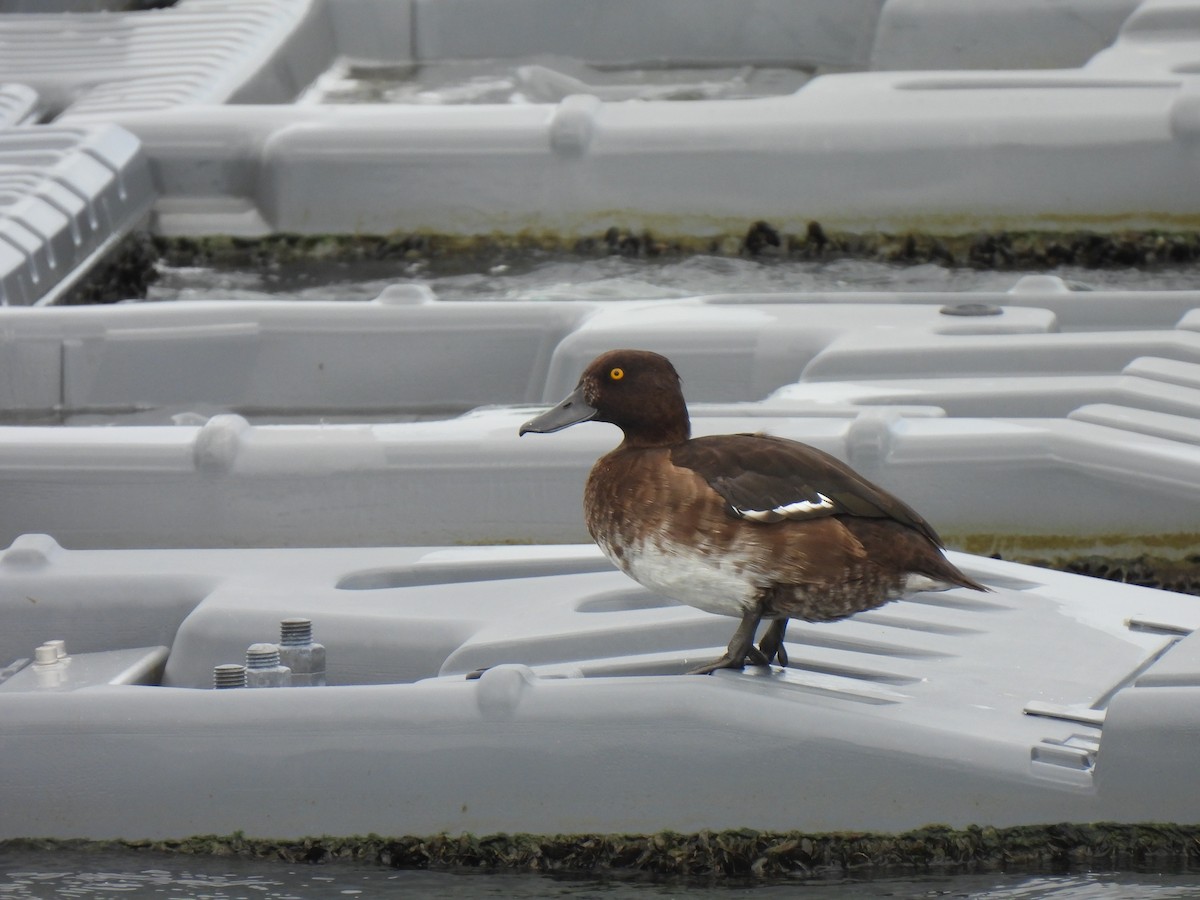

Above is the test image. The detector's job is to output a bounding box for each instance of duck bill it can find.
[519,385,597,435]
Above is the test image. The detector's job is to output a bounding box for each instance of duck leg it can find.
[757,618,789,667]
[688,607,765,674]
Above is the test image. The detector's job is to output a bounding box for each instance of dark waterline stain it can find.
[63,227,1200,305]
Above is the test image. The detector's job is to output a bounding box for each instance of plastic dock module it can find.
[0,0,1181,236]
[0,536,1198,839]
[0,281,1193,550]
[121,65,1200,237]
[768,357,1200,419]
[1,0,1120,125]
[0,276,1195,415]
[0,83,37,129]
[0,409,1194,553]
[0,124,154,306]
[0,0,323,119]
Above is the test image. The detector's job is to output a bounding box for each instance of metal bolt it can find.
[279,618,313,646]
[245,643,291,688]
[213,664,247,689]
[278,618,326,687]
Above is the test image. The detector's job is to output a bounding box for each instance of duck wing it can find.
[670,433,946,547]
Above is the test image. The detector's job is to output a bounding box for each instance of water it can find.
[2,850,1199,900]
[297,57,811,106]
[146,254,1200,305]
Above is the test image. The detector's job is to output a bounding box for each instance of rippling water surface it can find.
[2,851,1199,900]
[297,57,812,106]
[146,255,1200,305]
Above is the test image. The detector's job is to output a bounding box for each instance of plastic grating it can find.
[0,0,317,120]
[0,83,37,128]
[0,124,154,306]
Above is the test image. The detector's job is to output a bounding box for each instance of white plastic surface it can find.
[125,69,1200,236]
[0,280,1196,413]
[0,0,1187,235]
[0,645,168,691]
[1,536,1198,838]
[0,295,592,413]
[0,124,154,306]
[0,83,36,128]
[2,0,1114,125]
[409,0,885,68]
[0,409,1195,551]
[869,0,1138,71]
[0,0,322,119]
[0,1,138,9]
[769,358,1200,419]
[0,284,1194,549]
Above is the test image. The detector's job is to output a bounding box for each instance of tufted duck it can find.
[520,349,987,674]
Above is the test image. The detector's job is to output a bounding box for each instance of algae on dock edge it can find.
[5,823,1200,879]
[65,224,1200,304]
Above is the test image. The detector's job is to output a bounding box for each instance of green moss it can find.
[943,533,1200,597]
[5,824,1200,878]
[148,225,1200,270]
[949,546,1200,597]
[1022,554,1200,597]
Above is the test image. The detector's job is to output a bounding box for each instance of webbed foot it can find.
[687,644,770,675]
[757,619,789,667]
[688,607,767,675]
[687,654,746,675]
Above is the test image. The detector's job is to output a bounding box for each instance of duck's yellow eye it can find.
[609,367,624,381]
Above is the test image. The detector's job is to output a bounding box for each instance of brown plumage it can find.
[520,349,987,674]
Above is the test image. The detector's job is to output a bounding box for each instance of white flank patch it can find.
[904,573,954,594]
[734,491,834,522]
[598,535,758,619]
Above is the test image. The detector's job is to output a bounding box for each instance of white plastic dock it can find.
[0,125,153,306]
[0,0,1193,240]
[0,405,1196,553]
[0,83,35,129]
[2,1,1200,302]
[2,1,1200,846]
[0,281,1194,552]
[0,276,1198,416]
[0,0,320,118]
[2,536,1199,839]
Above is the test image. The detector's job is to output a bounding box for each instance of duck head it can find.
[519,349,691,447]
